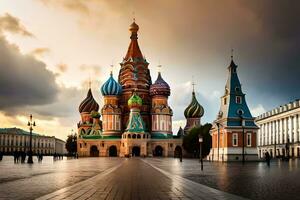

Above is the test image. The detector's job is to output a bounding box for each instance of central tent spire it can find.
[118,19,152,131]
[124,19,143,60]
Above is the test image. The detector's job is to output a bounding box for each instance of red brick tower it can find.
[118,20,152,131]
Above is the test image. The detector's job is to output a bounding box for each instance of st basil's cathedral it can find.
[77,20,204,157]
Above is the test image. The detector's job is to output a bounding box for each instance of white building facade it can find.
[0,128,66,155]
[256,99,300,158]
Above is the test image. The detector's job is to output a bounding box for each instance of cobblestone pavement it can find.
[2,157,298,200]
[0,156,123,200]
[145,158,300,200]
[36,158,245,200]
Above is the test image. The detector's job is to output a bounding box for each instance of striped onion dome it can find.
[79,89,99,113]
[101,73,122,96]
[150,72,170,96]
[184,91,204,118]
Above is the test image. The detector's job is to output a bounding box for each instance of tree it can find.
[65,134,77,155]
[183,123,212,158]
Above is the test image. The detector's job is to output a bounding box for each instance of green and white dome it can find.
[184,92,204,118]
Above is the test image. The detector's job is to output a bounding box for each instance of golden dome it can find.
[129,21,139,33]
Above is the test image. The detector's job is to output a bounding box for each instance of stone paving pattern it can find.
[36,158,245,200]
[1,157,299,200]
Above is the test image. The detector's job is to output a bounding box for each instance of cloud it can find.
[79,64,101,76]
[0,13,33,37]
[56,63,68,73]
[38,0,90,15]
[250,104,266,117]
[30,47,50,57]
[0,35,59,114]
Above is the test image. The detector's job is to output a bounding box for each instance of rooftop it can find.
[0,127,53,138]
[256,99,300,121]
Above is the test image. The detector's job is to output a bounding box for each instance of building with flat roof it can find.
[256,99,300,158]
[0,128,66,155]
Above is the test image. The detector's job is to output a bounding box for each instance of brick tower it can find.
[118,20,152,131]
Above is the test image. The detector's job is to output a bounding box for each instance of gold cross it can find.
[192,76,196,92]
[110,64,114,75]
[157,64,162,73]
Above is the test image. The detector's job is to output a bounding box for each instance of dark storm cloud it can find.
[0,35,59,113]
[236,1,300,110]
[0,13,33,37]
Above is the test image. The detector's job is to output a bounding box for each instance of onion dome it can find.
[79,89,99,113]
[128,92,143,108]
[129,21,139,33]
[150,72,170,96]
[184,91,204,118]
[101,73,122,96]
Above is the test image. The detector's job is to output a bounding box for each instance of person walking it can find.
[265,151,271,166]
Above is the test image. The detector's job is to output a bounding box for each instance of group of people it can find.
[37,154,43,162]
[53,153,63,160]
[13,151,27,163]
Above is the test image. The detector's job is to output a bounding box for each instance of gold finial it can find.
[192,76,196,93]
[110,63,113,76]
[157,64,162,73]
[132,11,135,22]
[88,75,91,89]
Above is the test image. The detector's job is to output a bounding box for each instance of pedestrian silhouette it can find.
[265,152,271,166]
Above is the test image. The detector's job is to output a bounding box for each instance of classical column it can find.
[269,122,272,145]
[260,124,264,146]
[264,123,267,145]
[298,114,300,142]
[293,115,298,143]
[288,116,292,143]
[284,117,287,143]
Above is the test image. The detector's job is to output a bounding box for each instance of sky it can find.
[0,0,299,140]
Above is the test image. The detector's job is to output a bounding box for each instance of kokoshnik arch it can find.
[77,20,205,157]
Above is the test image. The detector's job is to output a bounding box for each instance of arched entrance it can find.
[90,145,99,157]
[174,146,182,158]
[132,146,140,157]
[154,145,163,157]
[109,145,117,157]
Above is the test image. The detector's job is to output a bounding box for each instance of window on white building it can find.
[247,133,251,147]
[224,98,227,105]
[232,133,238,146]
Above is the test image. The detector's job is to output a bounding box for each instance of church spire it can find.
[124,19,143,60]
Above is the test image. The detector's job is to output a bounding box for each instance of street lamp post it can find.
[199,135,203,171]
[27,114,36,164]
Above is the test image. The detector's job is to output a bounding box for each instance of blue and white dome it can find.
[101,73,122,96]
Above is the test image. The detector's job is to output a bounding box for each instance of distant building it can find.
[0,128,66,155]
[209,57,259,161]
[256,99,300,158]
